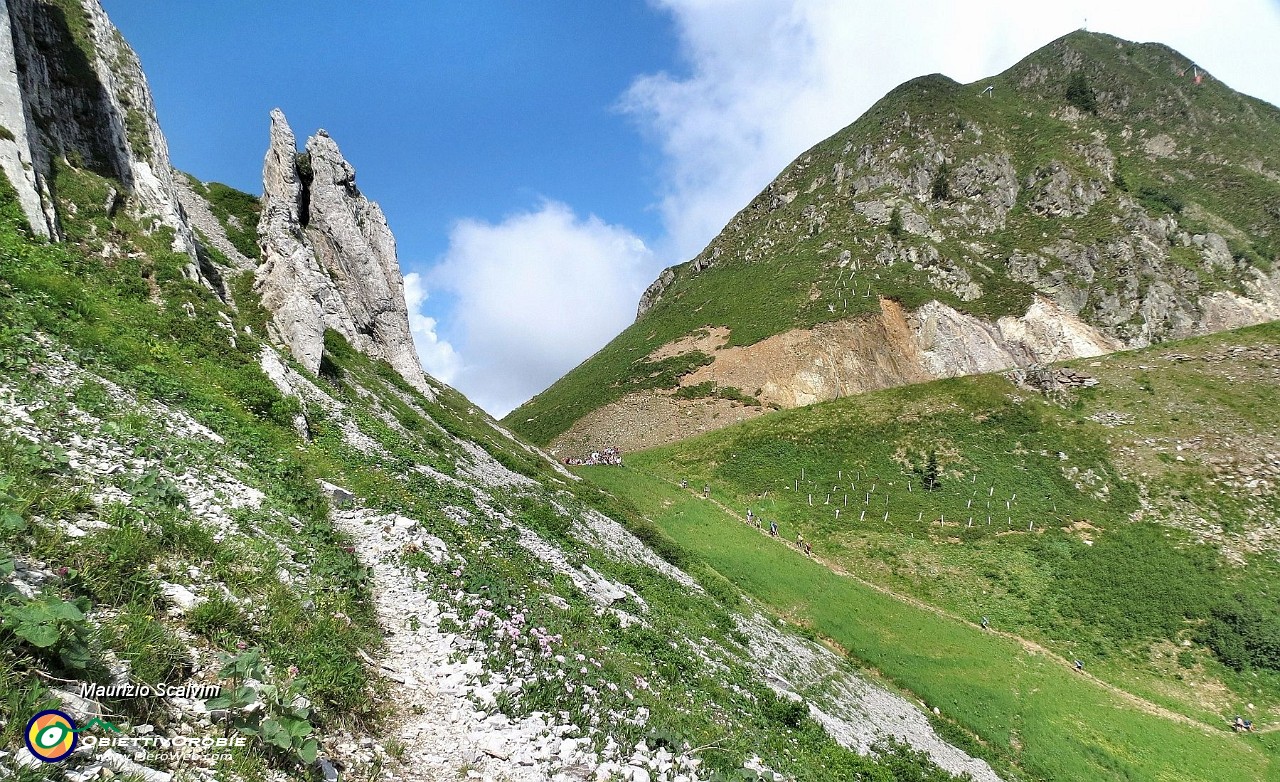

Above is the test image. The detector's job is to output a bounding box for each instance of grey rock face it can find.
[0,0,212,285]
[0,1,48,236]
[636,266,675,319]
[255,109,431,397]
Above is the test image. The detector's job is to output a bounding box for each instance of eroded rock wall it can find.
[0,0,49,235]
[553,296,1122,453]
[0,0,210,283]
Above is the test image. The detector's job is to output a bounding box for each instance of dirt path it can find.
[329,508,569,781]
[655,473,1229,737]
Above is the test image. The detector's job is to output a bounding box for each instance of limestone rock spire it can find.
[255,108,432,397]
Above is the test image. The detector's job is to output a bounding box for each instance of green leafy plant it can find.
[0,476,26,533]
[207,648,319,765]
[0,591,93,672]
[125,470,186,509]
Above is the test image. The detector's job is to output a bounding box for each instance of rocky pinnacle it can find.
[255,109,431,397]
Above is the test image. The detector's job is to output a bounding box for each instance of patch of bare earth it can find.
[549,390,767,456]
[644,325,730,361]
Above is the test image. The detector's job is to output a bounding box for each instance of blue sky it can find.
[102,1,1280,415]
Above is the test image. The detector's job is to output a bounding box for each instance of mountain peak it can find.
[510,30,1280,452]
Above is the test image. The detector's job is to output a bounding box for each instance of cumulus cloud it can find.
[429,201,653,417]
[624,0,1280,261]
[403,271,463,386]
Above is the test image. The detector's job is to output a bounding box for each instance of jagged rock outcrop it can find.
[550,296,1121,454]
[255,109,430,397]
[636,266,675,319]
[0,0,201,277]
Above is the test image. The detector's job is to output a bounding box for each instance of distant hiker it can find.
[1234,715,1246,732]
[703,484,710,498]
[803,541,813,556]
[981,616,989,631]
[769,521,778,537]
[1073,659,1084,672]
[796,533,805,550]
[746,508,754,523]
[680,479,688,489]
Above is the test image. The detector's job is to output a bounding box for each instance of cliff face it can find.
[0,2,430,399]
[255,109,430,397]
[0,0,198,268]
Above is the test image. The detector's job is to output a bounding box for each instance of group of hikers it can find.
[682,479,815,557]
[749,506,812,555]
[563,445,623,466]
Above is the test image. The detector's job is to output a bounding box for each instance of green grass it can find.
[585,467,1278,781]
[0,168,385,764]
[573,320,1280,779]
[183,176,262,260]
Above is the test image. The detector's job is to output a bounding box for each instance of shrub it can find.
[1135,186,1183,215]
[1197,593,1280,672]
[1065,71,1098,114]
[760,690,809,729]
[1112,166,1128,192]
[294,152,313,183]
[674,381,716,400]
[1057,524,1218,641]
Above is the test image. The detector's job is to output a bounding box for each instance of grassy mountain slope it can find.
[584,320,1280,780]
[0,163,984,779]
[508,30,1280,449]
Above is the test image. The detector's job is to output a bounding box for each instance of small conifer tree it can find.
[1065,71,1098,114]
[930,163,951,201]
[925,450,940,491]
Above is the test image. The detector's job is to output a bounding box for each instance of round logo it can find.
[24,710,77,763]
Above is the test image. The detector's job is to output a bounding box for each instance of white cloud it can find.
[403,271,463,386]
[624,0,1280,262]
[429,201,653,417]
